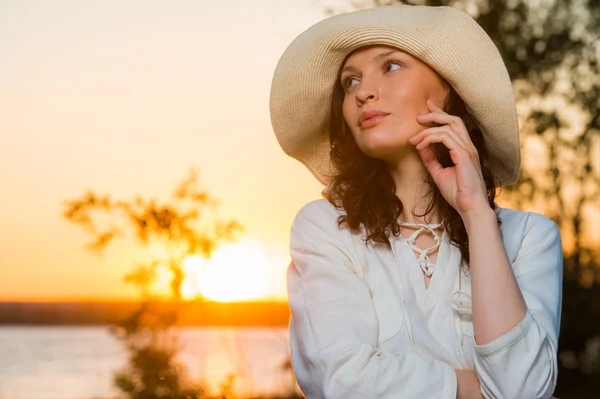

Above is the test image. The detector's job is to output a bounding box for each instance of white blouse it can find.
[286,191,563,399]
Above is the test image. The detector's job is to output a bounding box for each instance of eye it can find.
[340,59,403,90]
[341,76,359,89]
[384,60,403,72]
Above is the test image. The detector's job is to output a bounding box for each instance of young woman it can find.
[269,3,563,399]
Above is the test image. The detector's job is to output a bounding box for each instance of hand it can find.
[409,99,490,220]
[455,369,484,399]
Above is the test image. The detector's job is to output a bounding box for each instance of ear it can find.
[441,83,451,111]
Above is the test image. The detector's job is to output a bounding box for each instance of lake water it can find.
[0,326,300,399]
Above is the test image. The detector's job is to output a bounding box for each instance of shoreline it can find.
[0,300,291,327]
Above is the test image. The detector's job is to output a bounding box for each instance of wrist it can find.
[462,207,497,232]
[455,369,483,399]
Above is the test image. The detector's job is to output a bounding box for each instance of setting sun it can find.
[179,238,280,302]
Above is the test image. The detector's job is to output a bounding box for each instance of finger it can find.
[426,98,452,118]
[415,131,484,181]
[411,125,470,152]
[417,112,466,135]
[414,131,471,167]
[417,141,444,178]
[416,113,479,160]
[417,108,475,151]
[424,101,484,179]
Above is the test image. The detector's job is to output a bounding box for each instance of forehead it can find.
[342,44,413,66]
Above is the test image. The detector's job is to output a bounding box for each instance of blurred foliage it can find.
[64,168,245,398]
[63,167,243,300]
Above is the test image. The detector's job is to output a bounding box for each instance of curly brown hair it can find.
[325,54,503,270]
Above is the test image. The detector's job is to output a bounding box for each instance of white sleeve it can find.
[472,213,563,399]
[287,202,458,399]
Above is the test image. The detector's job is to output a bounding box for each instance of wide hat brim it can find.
[269,4,521,188]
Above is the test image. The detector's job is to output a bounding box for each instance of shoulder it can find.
[292,198,346,231]
[289,199,363,269]
[290,199,363,254]
[493,203,561,260]
[494,202,559,234]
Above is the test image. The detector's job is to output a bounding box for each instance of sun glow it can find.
[180,238,276,302]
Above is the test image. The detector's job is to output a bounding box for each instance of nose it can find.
[356,77,379,105]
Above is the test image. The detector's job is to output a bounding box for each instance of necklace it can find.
[397,220,444,277]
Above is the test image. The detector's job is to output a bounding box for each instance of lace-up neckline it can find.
[397,220,444,277]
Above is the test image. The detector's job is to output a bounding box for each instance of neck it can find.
[388,151,443,225]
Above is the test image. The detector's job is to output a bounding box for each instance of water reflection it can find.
[0,326,298,398]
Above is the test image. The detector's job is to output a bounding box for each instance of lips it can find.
[358,109,390,128]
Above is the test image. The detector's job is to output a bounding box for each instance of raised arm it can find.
[287,201,458,399]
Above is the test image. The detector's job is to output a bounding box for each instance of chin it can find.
[358,141,409,160]
[355,132,406,155]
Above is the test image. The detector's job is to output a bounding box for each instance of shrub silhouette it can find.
[64,168,243,398]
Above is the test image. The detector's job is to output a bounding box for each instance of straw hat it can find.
[269,4,521,188]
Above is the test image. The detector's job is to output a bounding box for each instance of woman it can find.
[269,3,563,399]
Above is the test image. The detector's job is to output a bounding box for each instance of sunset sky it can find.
[1,1,597,303]
[0,0,334,302]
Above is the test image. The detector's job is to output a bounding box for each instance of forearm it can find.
[460,209,562,398]
[463,208,528,346]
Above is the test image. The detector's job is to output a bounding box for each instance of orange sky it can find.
[0,0,329,302]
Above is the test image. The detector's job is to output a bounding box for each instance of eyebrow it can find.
[340,50,407,75]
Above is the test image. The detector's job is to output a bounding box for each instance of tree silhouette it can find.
[63,167,243,399]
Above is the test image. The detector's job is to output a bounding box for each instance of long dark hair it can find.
[325,54,502,270]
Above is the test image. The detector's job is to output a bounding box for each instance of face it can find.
[340,45,449,162]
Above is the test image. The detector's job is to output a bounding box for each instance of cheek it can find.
[389,80,426,105]
[387,86,428,127]
[342,99,354,129]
